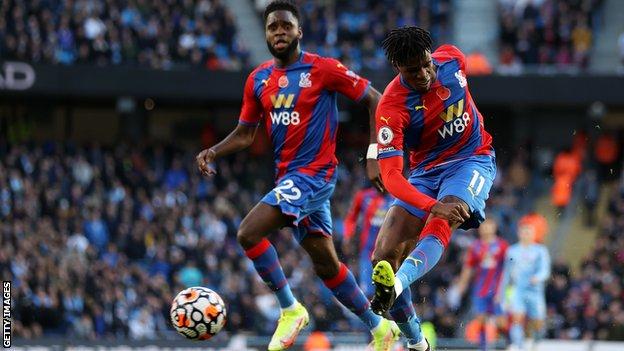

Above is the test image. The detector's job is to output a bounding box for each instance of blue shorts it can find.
[261,172,335,242]
[392,155,496,230]
[473,294,503,316]
[510,289,546,320]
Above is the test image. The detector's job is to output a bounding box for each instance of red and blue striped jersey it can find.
[466,237,508,297]
[239,52,371,180]
[376,45,493,172]
[344,188,391,256]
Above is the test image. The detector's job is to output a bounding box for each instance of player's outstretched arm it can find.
[359,88,385,193]
[379,156,469,223]
[456,262,474,296]
[196,123,258,176]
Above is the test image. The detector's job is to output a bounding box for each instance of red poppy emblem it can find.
[436,86,451,100]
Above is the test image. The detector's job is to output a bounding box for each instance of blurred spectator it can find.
[551,147,582,211]
[618,31,624,74]
[177,261,204,287]
[3,138,622,342]
[498,0,604,71]
[304,331,332,351]
[254,0,451,71]
[465,50,493,76]
[545,178,624,340]
[0,0,249,70]
[593,132,620,182]
[581,169,599,226]
[497,44,523,75]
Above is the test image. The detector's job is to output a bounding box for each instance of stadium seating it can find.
[253,0,452,71]
[0,142,525,340]
[545,185,624,340]
[9,139,620,341]
[498,0,605,71]
[0,0,249,70]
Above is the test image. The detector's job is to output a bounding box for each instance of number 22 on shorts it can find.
[274,179,302,203]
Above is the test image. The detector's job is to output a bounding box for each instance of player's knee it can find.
[312,259,340,280]
[236,222,259,249]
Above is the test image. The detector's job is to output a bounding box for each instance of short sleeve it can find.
[320,57,371,102]
[376,94,407,159]
[238,73,263,126]
[433,44,466,71]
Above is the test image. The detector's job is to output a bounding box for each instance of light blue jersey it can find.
[499,243,551,319]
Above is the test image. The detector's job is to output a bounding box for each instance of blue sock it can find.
[396,236,444,290]
[245,238,295,308]
[510,322,524,348]
[388,287,423,344]
[324,263,381,330]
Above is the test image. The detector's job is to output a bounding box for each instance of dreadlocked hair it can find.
[382,26,433,67]
[263,0,301,24]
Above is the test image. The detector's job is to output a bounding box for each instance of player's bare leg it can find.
[237,202,289,248]
[370,206,432,350]
[394,196,469,287]
[372,197,467,314]
[372,206,424,271]
[370,206,423,314]
[371,197,470,350]
[237,203,308,350]
[300,234,400,351]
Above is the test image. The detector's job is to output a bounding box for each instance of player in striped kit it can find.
[344,185,393,298]
[196,1,398,350]
[455,218,509,351]
[367,27,497,351]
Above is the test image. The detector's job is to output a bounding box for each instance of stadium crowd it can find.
[1,0,614,74]
[0,0,249,70]
[498,0,604,73]
[1,140,521,340]
[2,138,622,341]
[543,175,624,341]
[254,0,452,72]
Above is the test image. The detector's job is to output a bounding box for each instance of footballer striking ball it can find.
[170,287,227,340]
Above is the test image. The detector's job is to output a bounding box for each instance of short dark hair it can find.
[263,0,301,24]
[382,26,433,67]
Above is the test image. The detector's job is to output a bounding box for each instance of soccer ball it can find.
[170,287,227,340]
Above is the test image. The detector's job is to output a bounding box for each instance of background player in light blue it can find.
[496,221,551,351]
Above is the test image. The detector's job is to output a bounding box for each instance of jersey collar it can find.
[273,51,305,71]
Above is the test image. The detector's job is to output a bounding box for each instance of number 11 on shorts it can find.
[468,170,485,198]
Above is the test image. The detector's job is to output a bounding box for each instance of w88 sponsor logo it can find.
[269,93,300,125]
[437,112,471,139]
[270,111,300,125]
